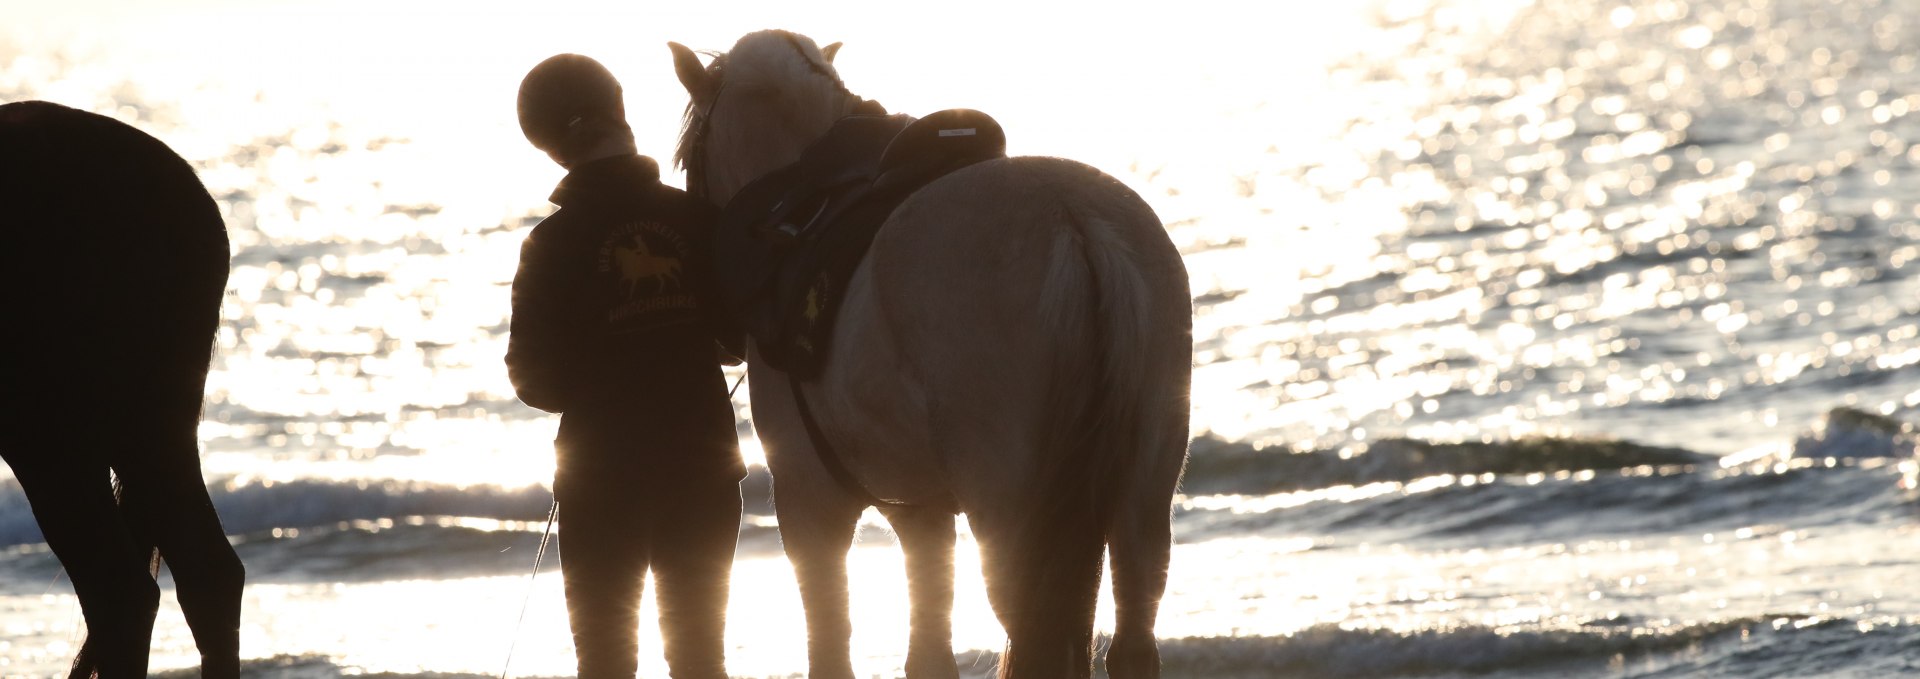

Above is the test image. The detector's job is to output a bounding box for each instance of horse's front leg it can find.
[878,504,958,679]
[773,483,865,679]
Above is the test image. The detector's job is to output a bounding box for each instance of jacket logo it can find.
[614,234,682,297]
[598,221,698,324]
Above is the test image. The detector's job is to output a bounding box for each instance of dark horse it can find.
[0,101,244,679]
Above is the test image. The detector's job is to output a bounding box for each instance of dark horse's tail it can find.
[0,101,242,679]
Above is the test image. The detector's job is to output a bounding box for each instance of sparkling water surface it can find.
[6,0,1920,676]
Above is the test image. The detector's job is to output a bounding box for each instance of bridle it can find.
[685,100,713,204]
[684,32,879,206]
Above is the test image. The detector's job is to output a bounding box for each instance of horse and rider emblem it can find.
[598,221,698,323]
[613,232,682,297]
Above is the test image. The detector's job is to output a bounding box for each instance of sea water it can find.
[5,0,1920,676]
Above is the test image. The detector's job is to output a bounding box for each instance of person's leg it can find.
[556,426,652,679]
[649,475,741,679]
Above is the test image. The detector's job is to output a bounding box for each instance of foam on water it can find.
[135,621,1920,679]
[123,618,1920,679]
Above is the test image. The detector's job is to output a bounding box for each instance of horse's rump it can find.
[816,155,1189,509]
[0,101,229,416]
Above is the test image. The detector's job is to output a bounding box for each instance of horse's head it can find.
[670,30,857,207]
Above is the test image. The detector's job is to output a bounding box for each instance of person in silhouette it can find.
[506,54,744,679]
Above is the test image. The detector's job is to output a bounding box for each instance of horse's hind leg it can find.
[877,504,958,679]
[1102,443,1183,678]
[0,446,160,679]
[773,483,865,679]
[1104,498,1173,679]
[114,429,244,679]
[971,504,1103,679]
[1105,393,1188,679]
[111,313,243,678]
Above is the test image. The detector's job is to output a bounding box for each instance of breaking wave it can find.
[147,616,1920,679]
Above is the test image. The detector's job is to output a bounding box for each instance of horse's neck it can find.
[708,88,857,204]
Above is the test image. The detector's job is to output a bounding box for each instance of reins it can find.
[498,499,557,679]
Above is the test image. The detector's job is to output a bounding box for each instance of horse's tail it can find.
[1052,188,1171,517]
[1076,181,1192,679]
[1001,170,1190,678]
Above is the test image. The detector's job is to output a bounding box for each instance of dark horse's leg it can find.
[109,197,243,679]
[117,462,245,679]
[0,100,240,679]
[115,410,245,679]
[876,504,958,679]
[1,443,162,679]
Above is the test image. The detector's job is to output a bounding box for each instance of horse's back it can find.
[868,154,1177,334]
[0,101,226,260]
[0,101,228,429]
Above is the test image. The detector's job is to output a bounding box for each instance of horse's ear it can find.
[669,42,713,108]
[821,41,843,63]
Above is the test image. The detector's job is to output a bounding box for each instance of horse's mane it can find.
[675,30,858,199]
[673,51,725,174]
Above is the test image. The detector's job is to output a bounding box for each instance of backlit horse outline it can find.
[0,100,244,679]
[671,31,1192,679]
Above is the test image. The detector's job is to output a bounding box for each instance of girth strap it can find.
[787,376,909,508]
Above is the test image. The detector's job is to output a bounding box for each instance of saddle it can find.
[713,108,1007,377]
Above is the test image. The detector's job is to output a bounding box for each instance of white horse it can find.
[669,31,1191,679]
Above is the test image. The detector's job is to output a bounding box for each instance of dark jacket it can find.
[506,155,739,467]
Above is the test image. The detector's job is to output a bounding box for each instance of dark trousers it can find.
[554,411,742,679]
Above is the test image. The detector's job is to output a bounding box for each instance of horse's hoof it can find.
[904,650,959,679]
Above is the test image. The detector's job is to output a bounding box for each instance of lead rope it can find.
[500,499,558,679]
